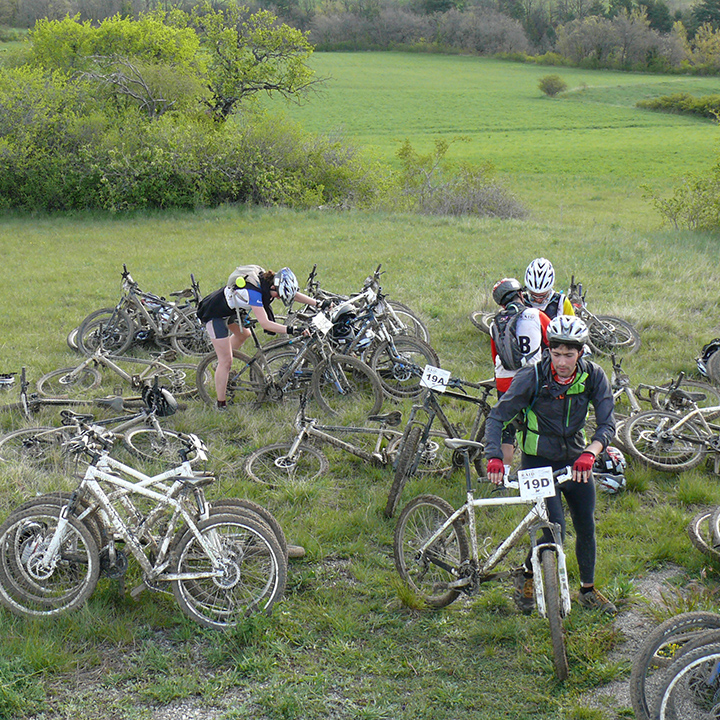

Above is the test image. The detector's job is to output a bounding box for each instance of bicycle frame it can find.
[415,469,572,619]
[400,380,495,475]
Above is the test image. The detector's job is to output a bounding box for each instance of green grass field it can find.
[281,52,720,225]
[1,53,720,720]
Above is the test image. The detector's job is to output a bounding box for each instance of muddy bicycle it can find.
[393,438,572,679]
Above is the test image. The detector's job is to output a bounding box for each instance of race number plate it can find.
[420,364,451,392]
[517,466,557,501]
[312,313,333,336]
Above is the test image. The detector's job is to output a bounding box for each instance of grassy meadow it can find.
[1,54,720,719]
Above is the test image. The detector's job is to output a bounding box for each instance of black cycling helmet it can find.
[492,278,523,307]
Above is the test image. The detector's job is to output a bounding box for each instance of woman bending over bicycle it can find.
[484,315,618,616]
[197,266,322,409]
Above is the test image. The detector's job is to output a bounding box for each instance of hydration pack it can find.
[491,302,527,371]
[227,265,264,291]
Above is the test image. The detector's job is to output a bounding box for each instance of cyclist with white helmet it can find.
[524,257,575,319]
[197,266,320,409]
[484,315,617,616]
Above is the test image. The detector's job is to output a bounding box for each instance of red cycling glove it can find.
[486,458,505,476]
[573,452,596,474]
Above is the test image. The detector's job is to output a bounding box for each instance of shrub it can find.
[538,74,568,97]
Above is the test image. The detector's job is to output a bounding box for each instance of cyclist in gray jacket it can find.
[484,315,617,616]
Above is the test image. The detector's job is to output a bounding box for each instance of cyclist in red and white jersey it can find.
[523,258,575,319]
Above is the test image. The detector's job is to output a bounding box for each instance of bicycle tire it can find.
[76,307,134,356]
[708,506,720,551]
[0,426,78,474]
[195,349,265,407]
[0,505,100,618]
[369,337,440,399]
[66,326,80,352]
[650,379,720,420]
[260,345,317,403]
[244,442,329,486]
[622,410,706,472]
[311,354,384,418]
[148,362,198,400]
[587,315,641,356]
[170,311,212,357]
[393,493,469,609]
[469,310,495,335]
[210,499,288,559]
[541,550,569,680]
[652,641,720,720]
[170,512,287,629]
[36,366,103,399]
[707,350,720,386]
[387,301,430,343]
[385,426,422,518]
[122,427,199,465]
[687,510,720,561]
[630,611,720,720]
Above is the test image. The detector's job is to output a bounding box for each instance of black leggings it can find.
[522,453,596,585]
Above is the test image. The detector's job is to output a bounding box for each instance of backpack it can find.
[491,301,528,371]
[227,265,264,291]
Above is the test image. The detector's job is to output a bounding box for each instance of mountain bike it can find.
[393,438,572,680]
[75,266,210,357]
[566,276,641,355]
[244,392,403,486]
[36,347,197,401]
[384,367,496,517]
[0,429,287,628]
[195,312,384,418]
[0,388,192,471]
[295,263,431,344]
[622,404,720,474]
[630,611,720,720]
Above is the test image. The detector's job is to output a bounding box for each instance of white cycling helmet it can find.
[274,267,299,306]
[525,258,555,295]
[546,315,589,347]
[594,446,627,494]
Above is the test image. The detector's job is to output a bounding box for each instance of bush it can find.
[538,74,568,97]
[637,92,720,118]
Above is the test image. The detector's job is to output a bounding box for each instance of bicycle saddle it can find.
[367,411,402,426]
[443,437,484,451]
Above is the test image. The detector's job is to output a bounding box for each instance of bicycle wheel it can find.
[385,426,422,518]
[195,350,265,407]
[0,426,77,474]
[630,611,720,720]
[261,345,317,403]
[369,337,440,400]
[244,442,329,486]
[170,311,212,357]
[123,427,198,465]
[76,307,134,356]
[388,301,430,343]
[587,315,641,356]
[541,550,569,681]
[622,411,707,472]
[149,362,198,400]
[688,510,719,560]
[393,493,469,609]
[650,380,720,420]
[36,366,103,399]
[469,310,495,335]
[0,505,100,618]
[171,512,287,629]
[708,506,720,551]
[652,641,720,720]
[311,354,384,418]
[210,499,289,560]
[66,326,80,352]
[707,351,720,386]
